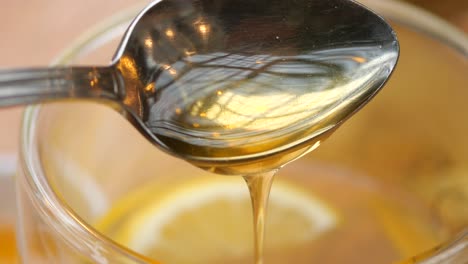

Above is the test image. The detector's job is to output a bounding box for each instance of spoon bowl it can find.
[116,0,399,173]
[0,0,399,174]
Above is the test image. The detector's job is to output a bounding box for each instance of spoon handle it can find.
[0,66,122,107]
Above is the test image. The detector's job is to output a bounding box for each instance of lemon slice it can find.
[97,176,338,263]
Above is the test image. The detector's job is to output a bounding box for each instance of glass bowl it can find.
[16,0,468,263]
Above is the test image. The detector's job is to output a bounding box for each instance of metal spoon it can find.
[0,0,399,174]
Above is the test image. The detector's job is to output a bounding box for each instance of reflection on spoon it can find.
[148,46,397,173]
[0,0,398,173]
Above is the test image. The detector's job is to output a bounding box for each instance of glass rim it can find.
[18,0,468,262]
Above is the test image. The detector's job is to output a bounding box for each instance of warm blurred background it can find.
[0,0,466,263]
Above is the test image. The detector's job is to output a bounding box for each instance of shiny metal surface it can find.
[0,0,398,166]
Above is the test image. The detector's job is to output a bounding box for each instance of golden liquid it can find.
[39,20,466,264]
[244,172,275,264]
[148,45,396,175]
[92,163,443,264]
